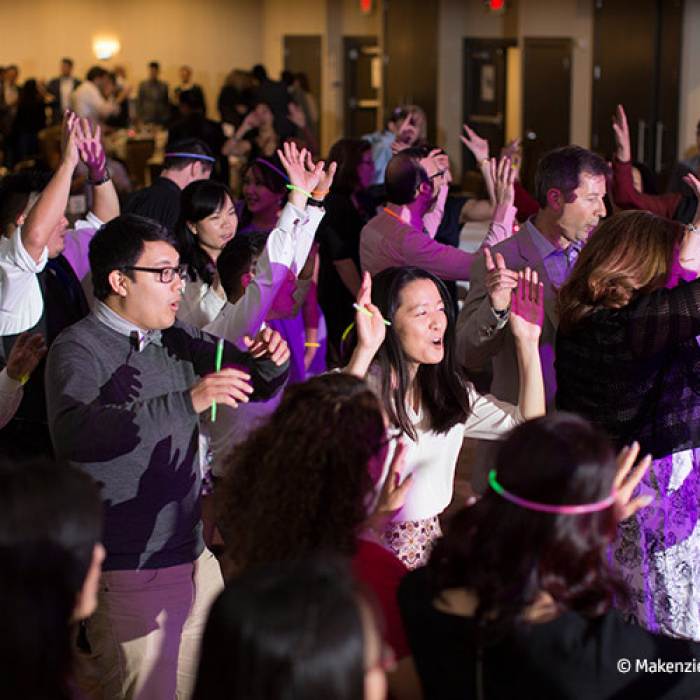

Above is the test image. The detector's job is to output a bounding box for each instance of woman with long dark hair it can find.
[193,557,390,700]
[344,266,545,568]
[174,142,332,343]
[556,195,700,640]
[316,138,375,362]
[0,458,104,700]
[398,413,700,699]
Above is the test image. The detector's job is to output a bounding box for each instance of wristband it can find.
[307,197,324,208]
[18,373,30,386]
[89,167,111,186]
[286,184,312,198]
[311,189,329,198]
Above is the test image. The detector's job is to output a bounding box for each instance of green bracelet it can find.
[286,184,312,198]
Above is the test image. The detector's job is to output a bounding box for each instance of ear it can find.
[546,187,564,212]
[107,269,129,297]
[16,213,26,226]
[187,222,198,236]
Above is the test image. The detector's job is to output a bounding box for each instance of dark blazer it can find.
[46,76,81,122]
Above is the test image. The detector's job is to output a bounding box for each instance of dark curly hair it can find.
[218,373,385,569]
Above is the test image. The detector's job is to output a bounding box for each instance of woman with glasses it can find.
[343,266,545,569]
[398,414,700,700]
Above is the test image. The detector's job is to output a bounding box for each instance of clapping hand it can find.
[509,268,544,343]
[460,124,490,163]
[612,104,631,163]
[373,441,413,517]
[242,328,290,366]
[490,155,515,208]
[354,272,387,356]
[6,333,47,383]
[75,117,107,182]
[484,248,518,313]
[305,153,337,201]
[614,441,653,521]
[501,137,522,177]
[60,110,81,169]
[277,140,324,207]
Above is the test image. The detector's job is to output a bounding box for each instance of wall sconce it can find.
[93,37,121,61]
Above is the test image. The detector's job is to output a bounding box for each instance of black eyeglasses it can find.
[121,264,189,284]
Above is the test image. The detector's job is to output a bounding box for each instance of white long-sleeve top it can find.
[202,202,324,348]
[373,382,523,521]
[0,368,22,429]
[0,212,102,336]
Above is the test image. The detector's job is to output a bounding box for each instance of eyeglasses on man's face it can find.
[121,264,189,284]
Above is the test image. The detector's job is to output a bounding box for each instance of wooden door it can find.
[462,38,515,175]
[521,38,572,193]
[383,0,438,143]
[591,0,657,162]
[343,36,380,139]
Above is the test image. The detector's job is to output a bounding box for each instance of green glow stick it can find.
[211,337,224,422]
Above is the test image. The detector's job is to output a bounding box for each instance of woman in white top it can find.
[345,265,546,568]
[174,141,334,347]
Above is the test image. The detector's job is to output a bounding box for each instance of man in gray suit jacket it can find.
[457,146,609,491]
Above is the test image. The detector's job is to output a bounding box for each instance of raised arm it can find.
[612,104,681,218]
[344,272,388,378]
[461,124,495,204]
[481,156,517,248]
[76,118,119,222]
[509,269,545,419]
[204,143,332,346]
[21,111,80,262]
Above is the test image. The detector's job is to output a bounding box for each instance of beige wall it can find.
[0,0,263,117]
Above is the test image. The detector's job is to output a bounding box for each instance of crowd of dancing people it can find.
[5,53,700,700]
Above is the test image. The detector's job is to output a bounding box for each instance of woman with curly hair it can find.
[217,372,415,682]
[556,194,700,640]
[343,266,545,569]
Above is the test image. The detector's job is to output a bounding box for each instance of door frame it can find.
[462,37,517,176]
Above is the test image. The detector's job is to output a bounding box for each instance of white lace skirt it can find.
[612,448,700,640]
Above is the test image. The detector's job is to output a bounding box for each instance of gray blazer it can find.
[456,223,559,491]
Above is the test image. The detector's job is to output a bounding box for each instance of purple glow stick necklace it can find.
[488,470,617,515]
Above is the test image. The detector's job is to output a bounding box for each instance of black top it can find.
[316,192,368,359]
[123,177,182,233]
[399,567,700,700]
[555,277,700,458]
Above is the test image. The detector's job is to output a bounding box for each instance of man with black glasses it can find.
[45,214,289,699]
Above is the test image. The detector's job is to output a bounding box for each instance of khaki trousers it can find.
[74,549,223,700]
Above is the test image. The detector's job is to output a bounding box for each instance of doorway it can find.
[343,36,380,139]
[462,38,516,177]
[521,38,572,192]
